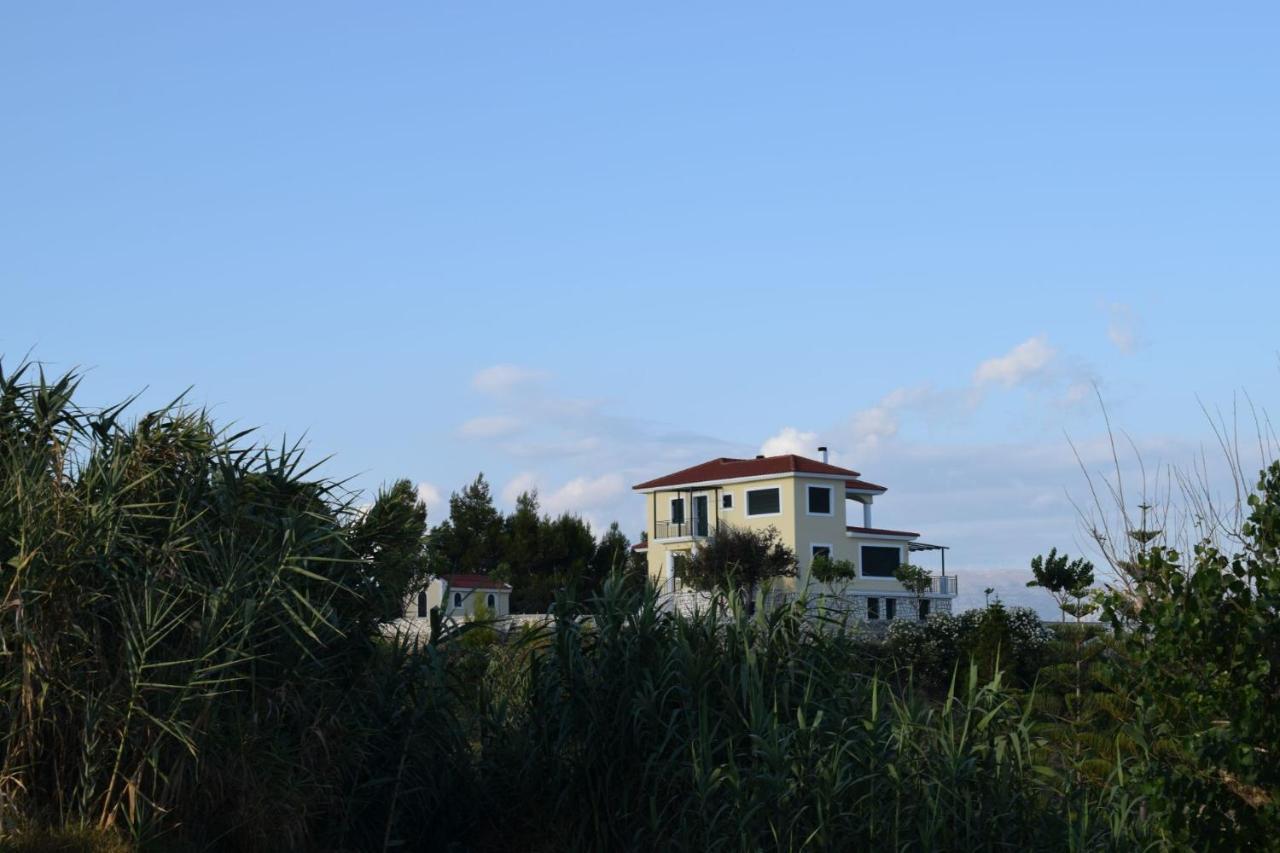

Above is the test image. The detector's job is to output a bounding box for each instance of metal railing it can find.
[654,519,711,540]
[929,575,958,595]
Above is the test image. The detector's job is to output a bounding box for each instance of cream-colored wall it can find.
[791,477,857,571]
[642,475,882,593]
[643,475,803,588]
[637,475,958,603]
[426,579,510,619]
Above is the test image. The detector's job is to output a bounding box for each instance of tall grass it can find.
[476,583,1152,851]
[0,361,473,849]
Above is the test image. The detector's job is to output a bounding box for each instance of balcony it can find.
[929,575,958,596]
[653,518,711,540]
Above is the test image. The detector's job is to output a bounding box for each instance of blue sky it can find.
[5,3,1279,613]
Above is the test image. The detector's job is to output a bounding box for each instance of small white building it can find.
[407,573,512,623]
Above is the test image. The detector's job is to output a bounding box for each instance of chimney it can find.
[818,446,828,464]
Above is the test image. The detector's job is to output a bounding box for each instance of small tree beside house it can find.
[809,553,857,616]
[680,524,797,611]
[893,562,934,620]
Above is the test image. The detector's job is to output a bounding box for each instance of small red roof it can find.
[846,525,919,538]
[845,478,887,493]
[634,454,876,490]
[437,573,511,591]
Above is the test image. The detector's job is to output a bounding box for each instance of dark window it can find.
[861,546,901,578]
[453,592,462,608]
[670,498,685,524]
[919,599,930,620]
[416,591,427,618]
[807,486,832,515]
[722,493,733,510]
[886,598,896,620]
[811,545,831,560]
[867,597,880,620]
[486,593,496,609]
[746,487,781,516]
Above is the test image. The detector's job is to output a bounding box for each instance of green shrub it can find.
[0,828,130,853]
[1100,460,1280,848]
[885,604,1051,689]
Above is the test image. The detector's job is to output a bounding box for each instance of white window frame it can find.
[721,492,734,511]
[744,486,783,518]
[486,593,496,610]
[806,484,834,517]
[810,543,834,563]
[859,544,905,578]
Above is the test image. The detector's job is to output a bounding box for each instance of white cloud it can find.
[415,482,444,518]
[1107,303,1139,354]
[471,364,549,395]
[973,336,1056,388]
[543,473,627,518]
[501,471,539,505]
[457,415,523,439]
[835,385,939,460]
[760,427,818,457]
[1062,380,1094,407]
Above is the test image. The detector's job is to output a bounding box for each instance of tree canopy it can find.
[1027,547,1095,622]
[428,474,505,574]
[427,483,629,613]
[680,524,797,603]
[347,478,432,624]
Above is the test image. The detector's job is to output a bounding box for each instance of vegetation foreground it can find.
[1,361,1277,851]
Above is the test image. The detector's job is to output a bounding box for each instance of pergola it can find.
[908,541,949,576]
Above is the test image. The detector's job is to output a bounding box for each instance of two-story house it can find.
[632,450,957,621]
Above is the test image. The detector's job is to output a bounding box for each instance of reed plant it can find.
[475,582,1153,851]
[0,360,473,850]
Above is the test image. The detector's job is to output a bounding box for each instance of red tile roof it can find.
[631,542,648,552]
[845,478,887,493]
[633,454,878,490]
[437,573,512,590]
[846,525,919,538]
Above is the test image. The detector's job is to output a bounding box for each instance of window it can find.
[861,546,901,578]
[416,591,427,618]
[885,598,896,621]
[672,554,689,580]
[811,544,832,560]
[745,487,781,517]
[486,593,496,610]
[919,599,931,620]
[692,494,709,537]
[452,592,462,608]
[670,497,685,524]
[722,493,734,511]
[806,485,833,516]
[867,597,880,620]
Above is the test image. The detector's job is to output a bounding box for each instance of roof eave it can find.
[634,470,865,493]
